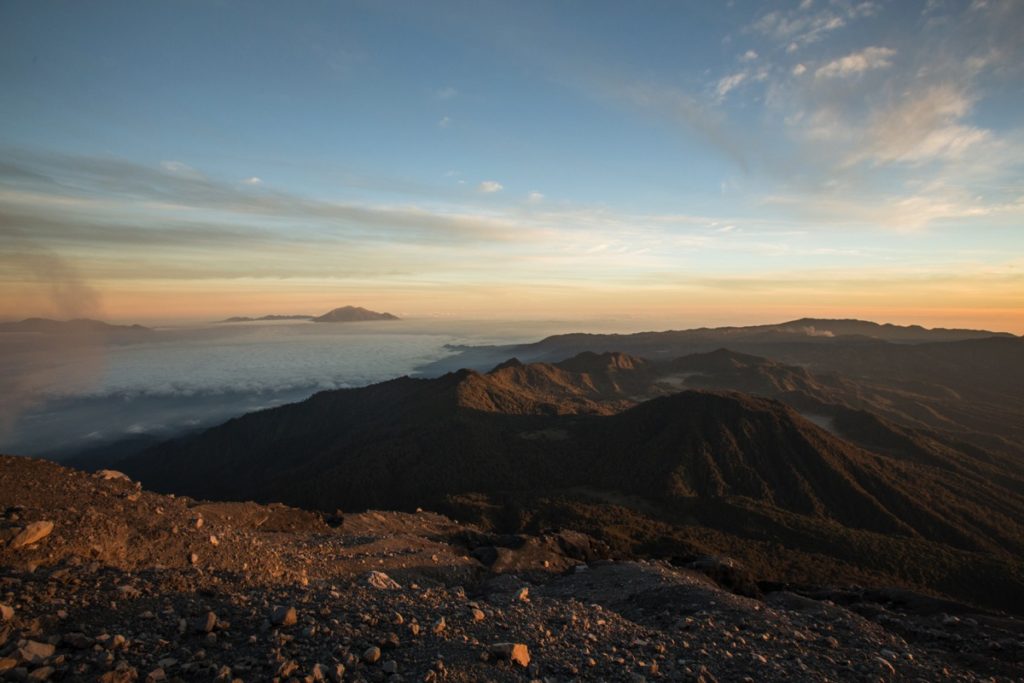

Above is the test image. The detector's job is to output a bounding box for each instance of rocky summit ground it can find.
[0,456,1022,683]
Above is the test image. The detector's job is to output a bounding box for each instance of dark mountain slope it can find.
[116,352,1024,611]
[422,323,1024,453]
[456,352,649,416]
[587,392,1024,554]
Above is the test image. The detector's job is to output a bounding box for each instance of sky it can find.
[1,0,1022,331]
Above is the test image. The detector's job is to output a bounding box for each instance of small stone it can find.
[489,642,530,668]
[193,611,217,633]
[409,622,421,636]
[382,660,398,674]
[328,663,346,683]
[876,657,896,676]
[145,668,167,683]
[99,668,139,683]
[276,660,299,677]
[270,605,297,627]
[514,587,530,602]
[117,585,141,599]
[62,633,92,649]
[10,521,54,549]
[432,616,446,634]
[0,604,13,621]
[209,535,219,546]
[366,571,402,590]
[189,553,199,565]
[363,646,382,664]
[17,641,55,665]
[382,632,400,649]
[28,666,55,681]
[471,608,485,622]
[213,665,232,682]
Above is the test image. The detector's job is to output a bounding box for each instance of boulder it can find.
[97,470,132,482]
[17,641,55,665]
[489,643,530,667]
[270,605,297,627]
[366,570,401,590]
[10,521,54,549]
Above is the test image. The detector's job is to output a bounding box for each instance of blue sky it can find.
[1,0,1022,329]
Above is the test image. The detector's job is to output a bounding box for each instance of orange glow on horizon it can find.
[2,278,1021,334]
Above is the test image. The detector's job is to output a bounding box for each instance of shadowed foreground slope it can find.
[2,456,1023,681]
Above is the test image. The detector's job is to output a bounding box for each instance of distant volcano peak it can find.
[312,306,399,322]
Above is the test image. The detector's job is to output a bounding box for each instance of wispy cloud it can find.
[846,85,990,166]
[478,180,503,193]
[160,161,203,178]
[815,46,896,79]
[0,150,541,248]
[715,72,748,100]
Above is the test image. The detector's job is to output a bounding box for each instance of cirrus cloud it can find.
[815,46,896,79]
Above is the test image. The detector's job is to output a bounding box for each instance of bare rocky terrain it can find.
[1,456,1022,682]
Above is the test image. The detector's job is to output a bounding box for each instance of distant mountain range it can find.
[312,305,398,322]
[0,317,151,335]
[219,314,314,323]
[218,306,399,323]
[425,317,1016,373]
[119,345,1024,612]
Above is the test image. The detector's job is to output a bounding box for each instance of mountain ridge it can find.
[116,351,1024,612]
